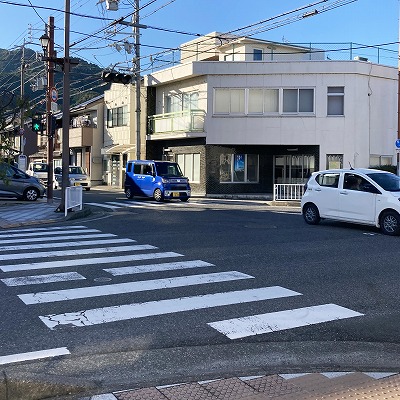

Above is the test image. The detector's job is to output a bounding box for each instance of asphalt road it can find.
[0,189,399,399]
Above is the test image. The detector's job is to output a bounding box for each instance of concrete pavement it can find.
[0,197,399,400]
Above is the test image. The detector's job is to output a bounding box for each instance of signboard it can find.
[50,87,58,102]
[51,101,58,112]
[18,155,27,172]
[396,139,400,149]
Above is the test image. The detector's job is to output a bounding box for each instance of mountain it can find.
[0,47,108,114]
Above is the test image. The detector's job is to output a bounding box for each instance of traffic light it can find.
[101,70,132,84]
[32,118,43,135]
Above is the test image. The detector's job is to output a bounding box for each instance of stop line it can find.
[0,224,363,339]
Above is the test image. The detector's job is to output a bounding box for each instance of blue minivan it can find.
[124,160,191,202]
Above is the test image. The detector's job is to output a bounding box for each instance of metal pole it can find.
[20,39,25,155]
[134,0,141,160]
[46,16,55,203]
[59,0,71,211]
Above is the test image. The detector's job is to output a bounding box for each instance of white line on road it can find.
[104,260,215,276]
[0,238,135,252]
[207,304,364,339]
[39,286,301,329]
[1,252,183,272]
[0,347,70,365]
[86,202,123,209]
[0,225,88,235]
[0,233,117,245]
[0,228,100,239]
[19,271,254,304]
[0,244,156,260]
[1,272,86,287]
[107,201,162,208]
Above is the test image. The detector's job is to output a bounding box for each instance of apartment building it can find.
[144,32,398,195]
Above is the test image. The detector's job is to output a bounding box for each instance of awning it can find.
[101,144,136,155]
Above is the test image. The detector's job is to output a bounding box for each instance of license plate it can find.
[172,192,179,197]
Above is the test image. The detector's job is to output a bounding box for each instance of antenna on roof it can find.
[348,161,354,170]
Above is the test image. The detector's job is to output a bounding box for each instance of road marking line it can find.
[0,233,117,245]
[0,228,100,239]
[0,244,156,260]
[0,238,134,252]
[1,252,183,272]
[104,260,215,276]
[1,272,86,287]
[86,202,123,209]
[207,304,364,339]
[39,286,301,329]
[108,201,162,208]
[0,347,70,365]
[0,225,88,235]
[19,271,254,304]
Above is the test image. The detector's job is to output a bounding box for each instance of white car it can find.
[301,168,400,235]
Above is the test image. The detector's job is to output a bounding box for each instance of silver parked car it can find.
[54,165,91,190]
[0,162,46,201]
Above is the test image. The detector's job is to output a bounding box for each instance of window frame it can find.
[219,154,259,183]
[327,86,345,116]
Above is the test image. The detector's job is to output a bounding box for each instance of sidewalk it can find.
[86,372,400,400]
[1,198,399,400]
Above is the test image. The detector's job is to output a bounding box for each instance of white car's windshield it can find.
[367,172,400,192]
[69,166,86,175]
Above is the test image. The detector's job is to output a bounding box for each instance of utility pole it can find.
[133,0,141,160]
[20,39,26,156]
[45,16,55,203]
[60,0,71,211]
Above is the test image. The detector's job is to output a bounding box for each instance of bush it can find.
[369,165,397,174]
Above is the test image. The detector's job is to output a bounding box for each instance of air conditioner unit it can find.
[354,56,369,62]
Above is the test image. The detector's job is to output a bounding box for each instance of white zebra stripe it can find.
[0,244,156,260]
[19,271,254,304]
[2,272,86,286]
[85,202,123,209]
[1,252,183,272]
[0,238,134,252]
[207,304,364,339]
[0,228,100,239]
[104,260,214,276]
[0,233,117,245]
[39,286,301,329]
[0,348,70,365]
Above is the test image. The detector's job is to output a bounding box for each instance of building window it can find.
[327,87,344,116]
[214,89,245,114]
[166,92,199,113]
[370,155,393,167]
[326,154,343,169]
[248,88,279,114]
[253,49,263,61]
[274,155,315,184]
[219,154,259,183]
[107,105,128,127]
[177,153,200,183]
[283,88,314,113]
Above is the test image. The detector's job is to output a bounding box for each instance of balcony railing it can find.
[148,109,205,135]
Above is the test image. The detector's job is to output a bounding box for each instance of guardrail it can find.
[273,183,305,201]
[65,186,83,216]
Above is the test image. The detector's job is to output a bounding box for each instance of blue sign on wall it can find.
[396,139,400,148]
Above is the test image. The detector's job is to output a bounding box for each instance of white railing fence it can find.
[273,184,305,201]
[65,186,83,216]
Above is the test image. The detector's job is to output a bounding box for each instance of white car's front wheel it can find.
[302,203,320,225]
[380,211,400,236]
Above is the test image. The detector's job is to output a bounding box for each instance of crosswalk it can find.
[0,224,363,339]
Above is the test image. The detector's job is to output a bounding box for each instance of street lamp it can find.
[39,33,50,54]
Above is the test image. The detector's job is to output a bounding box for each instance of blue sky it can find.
[0,0,399,71]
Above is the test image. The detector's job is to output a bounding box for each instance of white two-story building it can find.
[144,32,398,196]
